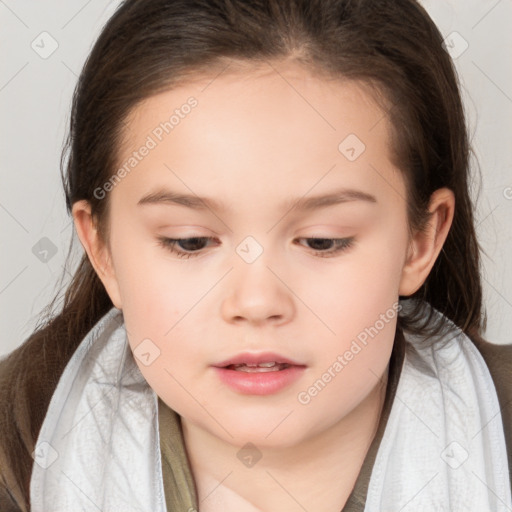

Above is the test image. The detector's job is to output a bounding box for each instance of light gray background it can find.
[1,0,511,356]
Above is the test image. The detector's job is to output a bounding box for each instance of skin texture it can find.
[73,60,454,511]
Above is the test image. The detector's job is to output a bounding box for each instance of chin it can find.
[205,411,313,450]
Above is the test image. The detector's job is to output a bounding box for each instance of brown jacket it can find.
[1,330,511,511]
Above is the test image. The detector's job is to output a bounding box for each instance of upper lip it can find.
[213,352,305,368]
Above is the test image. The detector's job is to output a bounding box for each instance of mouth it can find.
[214,351,304,369]
[212,353,306,395]
[224,362,293,373]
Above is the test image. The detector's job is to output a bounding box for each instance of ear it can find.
[72,200,123,309]
[399,188,455,296]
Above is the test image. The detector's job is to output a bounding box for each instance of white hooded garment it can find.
[30,301,512,511]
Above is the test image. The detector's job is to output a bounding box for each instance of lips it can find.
[212,352,306,395]
[213,351,304,369]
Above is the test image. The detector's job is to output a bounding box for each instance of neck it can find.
[181,366,389,512]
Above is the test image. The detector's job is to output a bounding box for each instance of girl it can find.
[1,0,511,511]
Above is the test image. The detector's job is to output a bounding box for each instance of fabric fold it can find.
[30,308,166,512]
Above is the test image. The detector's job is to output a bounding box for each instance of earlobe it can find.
[399,188,455,297]
[71,200,123,309]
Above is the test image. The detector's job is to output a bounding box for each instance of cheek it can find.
[107,226,195,366]
[308,222,406,401]
[115,260,202,408]
[108,226,219,394]
[110,219,184,319]
[306,274,400,419]
[319,224,407,340]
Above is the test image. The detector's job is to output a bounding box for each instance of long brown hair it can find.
[1,0,484,507]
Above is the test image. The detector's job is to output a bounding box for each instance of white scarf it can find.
[30,303,511,511]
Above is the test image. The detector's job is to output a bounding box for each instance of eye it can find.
[157,236,217,259]
[294,237,355,257]
[157,236,355,259]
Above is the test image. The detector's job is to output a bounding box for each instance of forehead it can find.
[112,61,404,212]
[120,59,388,151]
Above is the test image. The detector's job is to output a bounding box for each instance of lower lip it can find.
[213,365,305,395]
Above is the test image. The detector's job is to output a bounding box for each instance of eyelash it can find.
[156,236,355,259]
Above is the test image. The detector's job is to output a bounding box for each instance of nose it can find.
[220,257,295,326]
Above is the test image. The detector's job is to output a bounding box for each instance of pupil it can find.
[181,237,205,251]
[309,238,332,250]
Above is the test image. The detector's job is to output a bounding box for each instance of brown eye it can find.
[157,236,216,258]
[294,237,355,257]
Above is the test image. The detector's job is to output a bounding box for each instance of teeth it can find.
[230,362,290,373]
[235,365,282,373]
[234,361,277,368]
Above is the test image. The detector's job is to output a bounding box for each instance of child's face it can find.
[96,62,413,447]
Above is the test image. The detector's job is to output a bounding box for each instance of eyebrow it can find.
[137,187,377,212]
